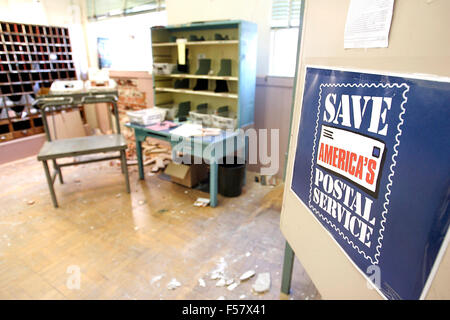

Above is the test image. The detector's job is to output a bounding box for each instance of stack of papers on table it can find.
[170,123,222,137]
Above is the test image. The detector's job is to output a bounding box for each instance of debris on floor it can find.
[26,200,35,205]
[194,198,210,207]
[198,278,206,287]
[239,294,246,299]
[254,174,278,186]
[239,270,256,281]
[167,278,181,290]
[217,296,226,300]
[151,274,165,285]
[252,272,271,294]
[210,257,228,281]
[216,278,226,287]
[227,282,238,291]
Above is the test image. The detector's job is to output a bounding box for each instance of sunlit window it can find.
[269,0,302,77]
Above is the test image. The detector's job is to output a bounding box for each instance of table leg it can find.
[121,150,130,193]
[53,159,63,184]
[136,136,145,180]
[243,134,248,186]
[42,160,58,208]
[210,161,218,207]
[281,241,295,295]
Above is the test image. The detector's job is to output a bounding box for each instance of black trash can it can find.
[218,157,245,197]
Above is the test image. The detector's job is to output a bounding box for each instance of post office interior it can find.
[0,0,448,301]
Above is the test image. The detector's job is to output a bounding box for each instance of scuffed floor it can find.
[0,156,319,300]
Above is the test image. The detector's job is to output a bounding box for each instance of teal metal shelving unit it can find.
[151,20,257,129]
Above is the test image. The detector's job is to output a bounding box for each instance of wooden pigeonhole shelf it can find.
[0,21,77,142]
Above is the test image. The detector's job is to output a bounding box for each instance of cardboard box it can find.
[165,162,208,188]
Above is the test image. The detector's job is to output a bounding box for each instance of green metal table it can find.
[125,122,246,207]
[35,89,130,208]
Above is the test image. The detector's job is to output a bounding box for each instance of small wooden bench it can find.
[35,91,130,208]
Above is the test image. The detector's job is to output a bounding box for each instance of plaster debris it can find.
[184,191,189,194]
[167,278,181,290]
[216,278,226,287]
[245,252,251,257]
[210,272,221,280]
[138,200,145,205]
[225,279,234,285]
[239,294,246,299]
[26,200,35,205]
[239,270,256,281]
[115,193,121,198]
[227,283,238,291]
[198,278,206,287]
[90,226,94,230]
[134,226,139,231]
[252,272,271,294]
[151,274,165,285]
[217,296,226,300]
[210,257,227,278]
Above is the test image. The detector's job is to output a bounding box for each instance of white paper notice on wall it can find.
[344,0,394,49]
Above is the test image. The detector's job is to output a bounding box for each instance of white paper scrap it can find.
[344,0,394,48]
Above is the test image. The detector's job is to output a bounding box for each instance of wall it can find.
[85,10,167,72]
[251,76,294,178]
[166,0,272,77]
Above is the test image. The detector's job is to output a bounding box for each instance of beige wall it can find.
[281,0,450,300]
[249,76,294,178]
[166,0,272,77]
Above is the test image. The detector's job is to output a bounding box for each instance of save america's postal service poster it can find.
[291,66,450,300]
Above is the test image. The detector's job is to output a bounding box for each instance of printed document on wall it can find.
[344,0,394,48]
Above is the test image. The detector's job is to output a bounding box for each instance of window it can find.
[87,0,166,21]
[269,0,303,77]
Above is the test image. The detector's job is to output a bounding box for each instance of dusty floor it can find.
[0,155,319,300]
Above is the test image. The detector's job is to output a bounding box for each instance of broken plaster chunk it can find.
[151,274,165,285]
[216,278,226,287]
[239,294,246,299]
[210,272,222,280]
[239,270,256,281]
[227,282,238,291]
[198,278,206,287]
[26,200,35,205]
[167,278,181,290]
[225,279,234,286]
[217,296,226,300]
[252,272,271,294]
[245,252,251,257]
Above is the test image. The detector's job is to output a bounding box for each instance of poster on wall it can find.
[291,66,450,300]
[97,37,112,69]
